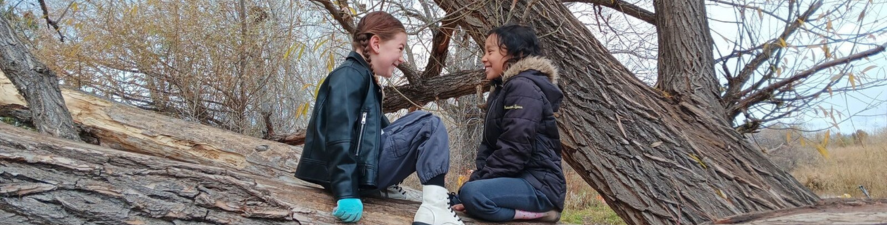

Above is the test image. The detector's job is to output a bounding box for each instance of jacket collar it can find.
[347,51,372,70]
[501,56,559,83]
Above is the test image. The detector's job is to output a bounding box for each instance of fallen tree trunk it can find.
[712,199,887,224]
[0,122,419,224]
[0,122,565,224]
[0,72,302,182]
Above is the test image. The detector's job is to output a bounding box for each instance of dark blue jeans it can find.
[458,177,555,222]
[374,111,450,188]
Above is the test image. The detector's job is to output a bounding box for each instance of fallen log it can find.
[0,122,420,224]
[0,73,303,183]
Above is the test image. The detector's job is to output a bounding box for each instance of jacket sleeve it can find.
[321,68,368,200]
[472,78,544,180]
[469,142,493,181]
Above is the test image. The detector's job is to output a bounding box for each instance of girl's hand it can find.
[332,198,363,223]
[452,204,465,212]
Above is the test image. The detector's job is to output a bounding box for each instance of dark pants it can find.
[458,177,555,222]
[374,111,450,189]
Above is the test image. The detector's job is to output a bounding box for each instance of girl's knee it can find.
[458,182,484,208]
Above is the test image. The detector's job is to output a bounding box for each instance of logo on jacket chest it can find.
[504,104,523,110]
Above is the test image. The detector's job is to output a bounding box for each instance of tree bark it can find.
[433,0,819,224]
[0,72,302,182]
[0,122,550,224]
[0,16,79,141]
[0,122,419,224]
[383,69,487,112]
[653,0,724,116]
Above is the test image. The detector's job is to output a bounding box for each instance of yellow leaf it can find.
[349,6,357,15]
[72,2,78,11]
[827,86,833,97]
[302,102,310,116]
[314,39,328,52]
[815,144,830,159]
[457,175,466,187]
[301,84,311,91]
[786,131,791,143]
[297,45,306,60]
[716,189,727,200]
[689,154,707,169]
[796,18,804,27]
[283,43,299,60]
[328,52,335,72]
[800,137,807,147]
[822,130,830,147]
[849,73,857,89]
[778,38,787,48]
[314,78,325,97]
[827,17,833,31]
[295,103,305,119]
[822,45,830,58]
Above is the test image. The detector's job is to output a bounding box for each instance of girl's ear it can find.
[369,35,382,54]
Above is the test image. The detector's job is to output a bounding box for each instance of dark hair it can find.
[486,24,542,70]
[352,12,406,75]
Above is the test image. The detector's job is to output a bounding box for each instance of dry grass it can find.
[561,165,624,225]
[791,128,887,199]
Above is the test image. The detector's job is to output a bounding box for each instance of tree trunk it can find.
[0,122,419,224]
[653,0,724,116]
[0,16,79,141]
[433,0,819,224]
[0,71,304,182]
[0,121,558,224]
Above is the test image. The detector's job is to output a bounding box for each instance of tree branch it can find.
[722,0,821,109]
[563,0,655,24]
[383,69,486,112]
[309,0,356,34]
[729,42,887,116]
[37,0,65,42]
[421,14,459,80]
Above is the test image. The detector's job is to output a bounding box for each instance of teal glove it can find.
[332,198,363,223]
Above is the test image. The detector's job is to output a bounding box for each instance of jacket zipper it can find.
[355,112,368,156]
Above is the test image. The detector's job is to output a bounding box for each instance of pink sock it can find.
[513,210,545,220]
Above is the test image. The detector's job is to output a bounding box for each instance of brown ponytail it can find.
[352,12,406,77]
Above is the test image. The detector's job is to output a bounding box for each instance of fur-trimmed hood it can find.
[492,56,563,112]
[502,56,559,83]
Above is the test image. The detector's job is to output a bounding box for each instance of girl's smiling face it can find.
[369,32,407,78]
[482,34,510,80]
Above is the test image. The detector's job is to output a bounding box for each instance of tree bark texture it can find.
[433,0,819,224]
[0,16,79,141]
[0,122,421,224]
[1,72,302,182]
[0,122,556,224]
[653,0,725,117]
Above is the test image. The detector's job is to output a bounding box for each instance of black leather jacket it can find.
[295,51,389,199]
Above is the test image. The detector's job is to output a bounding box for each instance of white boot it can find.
[413,185,464,225]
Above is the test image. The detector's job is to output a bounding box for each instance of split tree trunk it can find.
[0,122,420,224]
[433,0,819,224]
[0,73,302,182]
[0,15,79,140]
